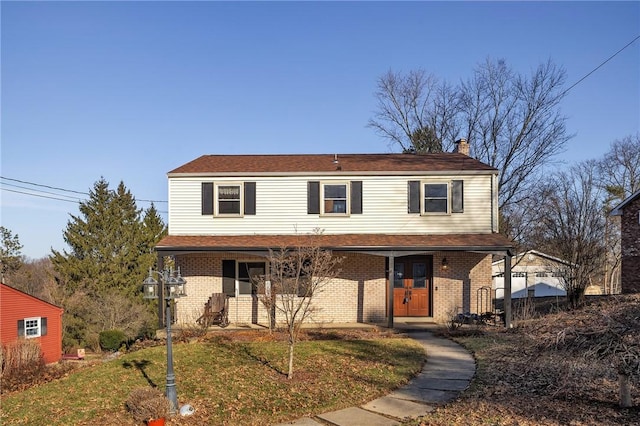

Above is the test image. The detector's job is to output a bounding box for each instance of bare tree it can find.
[369,58,572,212]
[592,134,640,294]
[531,161,607,307]
[257,234,342,379]
[368,69,460,153]
[460,58,571,209]
[597,133,640,201]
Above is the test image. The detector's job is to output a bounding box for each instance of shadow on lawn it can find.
[122,359,158,388]
[241,345,287,377]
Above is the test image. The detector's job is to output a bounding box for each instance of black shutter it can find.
[350,181,362,214]
[452,180,464,213]
[41,317,48,336]
[244,182,256,215]
[307,181,320,214]
[408,181,420,213]
[222,260,236,297]
[18,319,25,337]
[202,182,214,215]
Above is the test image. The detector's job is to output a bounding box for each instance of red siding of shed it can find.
[0,283,64,363]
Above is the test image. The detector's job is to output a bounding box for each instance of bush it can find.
[0,339,44,377]
[99,329,126,352]
[0,339,46,393]
[126,387,170,422]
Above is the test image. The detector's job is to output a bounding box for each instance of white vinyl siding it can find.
[168,173,495,236]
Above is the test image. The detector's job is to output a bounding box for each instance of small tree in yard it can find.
[258,235,342,379]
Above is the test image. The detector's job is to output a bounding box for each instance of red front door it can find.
[392,256,431,317]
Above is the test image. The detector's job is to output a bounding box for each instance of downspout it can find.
[492,173,498,232]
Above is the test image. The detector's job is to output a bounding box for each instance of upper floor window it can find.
[217,183,242,215]
[408,180,463,215]
[424,183,449,213]
[307,181,362,215]
[202,182,256,216]
[323,183,348,215]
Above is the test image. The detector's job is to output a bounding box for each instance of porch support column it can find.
[387,254,394,328]
[503,252,512,328]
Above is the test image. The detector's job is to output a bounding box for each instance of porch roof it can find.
[156,233,513,255]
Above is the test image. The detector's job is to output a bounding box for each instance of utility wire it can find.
[0,176,168,204]
[2,188,82,203]
[562,34,640,97]
[1,176,87,195]
[1,186,169,214]
[2,182,83,201]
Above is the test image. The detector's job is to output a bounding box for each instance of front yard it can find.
[0,329,425,425]
[3,295,639,425]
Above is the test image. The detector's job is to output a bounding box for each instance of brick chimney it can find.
[454,138,469,156]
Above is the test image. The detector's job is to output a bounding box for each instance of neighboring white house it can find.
[492,250,568,299]
[154,140,514,326]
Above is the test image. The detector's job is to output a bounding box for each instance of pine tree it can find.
[51,178,166,349]
[51,178,166,298]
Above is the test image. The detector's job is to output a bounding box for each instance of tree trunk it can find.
[619,373,632,407]
[287,341,294,380]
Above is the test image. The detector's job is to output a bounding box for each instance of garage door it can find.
[493,273,527,299]
[533,272,566,297]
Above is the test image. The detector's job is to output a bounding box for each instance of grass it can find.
[0,331,425,425]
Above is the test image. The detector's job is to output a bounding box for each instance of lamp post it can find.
[142,267,187,415]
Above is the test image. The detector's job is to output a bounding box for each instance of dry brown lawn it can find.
[411,294,640,426]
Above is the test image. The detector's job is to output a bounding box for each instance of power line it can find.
[562,34,640,97]
[1,187,169,214]
[2,182,82,201]
[0,176,168,204]
[1,187,81,203]
[1,176,87,195]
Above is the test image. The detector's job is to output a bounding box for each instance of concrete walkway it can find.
[275,330,475,426]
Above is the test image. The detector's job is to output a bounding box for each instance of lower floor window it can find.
[25,318,41,337]
[238,262,267,295]
[223,259,311,297]
[18,317,46,338]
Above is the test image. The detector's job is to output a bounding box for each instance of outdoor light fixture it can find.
[441,257,449,271]
[142,267,187,415]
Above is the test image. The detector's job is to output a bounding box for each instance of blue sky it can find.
[2,1,639,259]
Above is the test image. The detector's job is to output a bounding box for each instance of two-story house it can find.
[155,139,514,327]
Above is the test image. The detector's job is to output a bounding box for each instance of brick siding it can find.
[621,196,640,293]
[173,251,494,325]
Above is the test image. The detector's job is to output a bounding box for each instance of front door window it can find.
[391,256,431,317]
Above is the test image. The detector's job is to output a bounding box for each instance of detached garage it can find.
[492,250,567,299]
[0,283,64,364]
